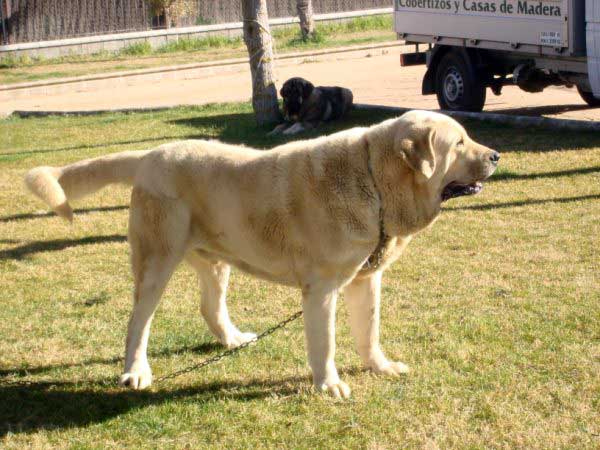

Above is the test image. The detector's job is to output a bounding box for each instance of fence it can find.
[0,0,392,45]
[1,0,151,44]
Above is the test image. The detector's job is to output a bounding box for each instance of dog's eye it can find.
[456,139,465,147]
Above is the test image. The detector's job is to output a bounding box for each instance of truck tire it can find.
[435,51,486,112]
[577,86,600,107]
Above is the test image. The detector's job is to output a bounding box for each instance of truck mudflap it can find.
[587,0,600,99]
[422,45,451,95]
[422,68,435,95]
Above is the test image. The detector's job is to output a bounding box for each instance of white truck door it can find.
[587,0,600,98]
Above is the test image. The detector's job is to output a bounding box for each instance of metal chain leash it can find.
[155,310,303,383]
[0,310,303,388]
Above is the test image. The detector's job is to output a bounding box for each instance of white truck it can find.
[395,0,600,111]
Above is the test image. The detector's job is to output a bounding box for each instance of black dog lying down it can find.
[269,77,354,136]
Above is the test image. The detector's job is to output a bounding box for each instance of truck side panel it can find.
[587,0,600,98]
[395,0,574,54]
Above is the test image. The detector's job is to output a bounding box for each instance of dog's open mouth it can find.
[442,181,483,201]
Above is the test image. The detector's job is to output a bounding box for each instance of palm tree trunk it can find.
[241,0,280,126]
[296,0,314,40]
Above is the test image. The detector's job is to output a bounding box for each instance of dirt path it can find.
[2,45,599,121]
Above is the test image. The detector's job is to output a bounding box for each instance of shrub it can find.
[119,41,153,56]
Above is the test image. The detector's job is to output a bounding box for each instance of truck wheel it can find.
[577,86,600,107]
[435,52,486,112]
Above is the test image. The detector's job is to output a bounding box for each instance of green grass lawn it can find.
[0,104,599,448]
[0,16,395,85]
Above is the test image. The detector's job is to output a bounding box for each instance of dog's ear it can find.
[280,83,289,97]
[395,127,436,179]
[301,80,315,99]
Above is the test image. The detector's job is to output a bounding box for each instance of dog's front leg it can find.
[302,285,350,398]
[344,271,409,376]
[267,123,288,136]
[282,122,305,135]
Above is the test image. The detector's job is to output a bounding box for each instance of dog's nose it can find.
[490,151,500,164]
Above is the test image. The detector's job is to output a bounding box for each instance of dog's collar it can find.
[360,215,391,272]
[360,140,391,273]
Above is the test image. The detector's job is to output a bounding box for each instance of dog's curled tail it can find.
[24,150,150,222]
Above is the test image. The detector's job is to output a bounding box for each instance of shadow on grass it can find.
[468,121,600,152]
[1,110,381,161]
[0,205,129,223]
[0,377,297,435]
[168,112,300,149]
[0,366,364,435]
[490,166,600,182]
[0,234,127,260]
[167,109,399,149]
[490,103,592,117]
[0,342,221,379]
[445,194,600,212]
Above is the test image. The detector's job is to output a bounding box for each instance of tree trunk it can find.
[296,0,314,40]
[164,7,171,28]
[0,0,7,45]
[241,0,280,126]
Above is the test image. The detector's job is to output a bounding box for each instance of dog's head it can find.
[367,110,499,229]
[397,110,498,201]
[280,77,315,121]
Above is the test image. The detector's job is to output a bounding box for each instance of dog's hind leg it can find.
[120,188,189,390]
[186,252,257,349]
[344,271,409,376]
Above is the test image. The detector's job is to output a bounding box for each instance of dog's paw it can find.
[221,331,257,349]
[267,124,286,136]
[369,359,410,377]
[282,123,304,135]
[120,366,152,390]
[315,380,351,399]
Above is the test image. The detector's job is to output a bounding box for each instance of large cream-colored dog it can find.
[25,111,499,398]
